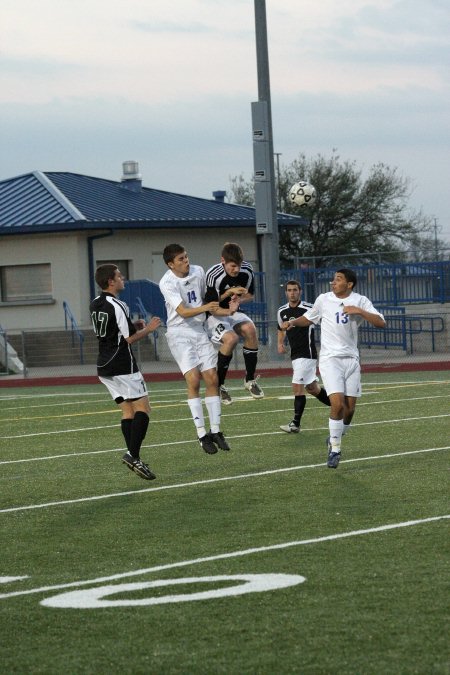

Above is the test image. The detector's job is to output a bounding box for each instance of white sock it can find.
[205,395,221,433]
[329,418,344,452]
[342,423,351,436]
[187,398,206,438]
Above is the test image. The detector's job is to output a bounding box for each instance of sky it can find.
[1,0,449,243]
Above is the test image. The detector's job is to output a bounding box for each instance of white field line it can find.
[0,393,449,441]
[0,412,449,465]
[0,378,448,411]
[0,446,448,514]
[0,377,448,402]
[0,513,448,601]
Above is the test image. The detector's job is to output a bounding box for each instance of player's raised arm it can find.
[175,301,220,318]
[343,305,386,328]
[283,315,312,330]
[126,316,161,344]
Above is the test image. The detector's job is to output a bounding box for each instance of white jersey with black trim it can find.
[159,264,207,331]
[304,291,385,360]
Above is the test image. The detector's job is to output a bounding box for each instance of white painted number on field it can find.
[40,573,305,609]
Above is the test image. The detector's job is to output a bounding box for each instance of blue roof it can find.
[0,170,305,234]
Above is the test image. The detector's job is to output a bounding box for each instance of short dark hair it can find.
[285,279,301,291]
[163,243,185,265]
[221,242,243,265]
[95,264,118,290]
[336,268,357,288]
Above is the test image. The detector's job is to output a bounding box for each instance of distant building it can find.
[0,162,303,331]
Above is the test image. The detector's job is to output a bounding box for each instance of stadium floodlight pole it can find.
[252,0,281,358]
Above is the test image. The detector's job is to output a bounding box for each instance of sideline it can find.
[0,514,448,601]
[1,445,448,514]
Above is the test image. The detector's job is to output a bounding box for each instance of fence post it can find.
[21,331,28,377]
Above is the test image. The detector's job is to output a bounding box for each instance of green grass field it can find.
[0,372,449,674]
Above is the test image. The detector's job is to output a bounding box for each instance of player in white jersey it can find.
[159,243,239,455]
[283,269,385,468]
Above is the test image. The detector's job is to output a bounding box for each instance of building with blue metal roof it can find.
[0,162,305,332]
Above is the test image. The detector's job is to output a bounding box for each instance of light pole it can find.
[252,0,281,356]
[274,152,282,210]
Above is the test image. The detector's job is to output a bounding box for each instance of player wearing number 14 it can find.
[159,244,238,454]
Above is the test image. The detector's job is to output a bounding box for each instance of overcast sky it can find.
[1,0,449,242]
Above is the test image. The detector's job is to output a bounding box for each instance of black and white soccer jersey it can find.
[90,292,138,376]
[205,261,255,309]
[277,301,317,360]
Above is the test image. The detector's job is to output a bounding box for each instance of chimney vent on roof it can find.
[121,161,142,192]
[213,190,226,203]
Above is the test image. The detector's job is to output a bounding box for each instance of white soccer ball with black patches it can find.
[288,181,317,208]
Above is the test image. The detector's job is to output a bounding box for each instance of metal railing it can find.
[134,296,160,361]
[279,261,450,306]
[63,301,84,364]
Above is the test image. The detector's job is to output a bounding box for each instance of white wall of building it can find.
[1,228,258,332]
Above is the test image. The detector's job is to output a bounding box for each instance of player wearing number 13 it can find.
[283,269,385,469]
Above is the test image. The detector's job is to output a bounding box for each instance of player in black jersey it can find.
[277,280,330,433]
[205,242,264,404]
[90,264,161,479]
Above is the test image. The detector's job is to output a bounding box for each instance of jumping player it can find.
[159,244,238,454]
[205,242,264,405]
[90,264,161,480]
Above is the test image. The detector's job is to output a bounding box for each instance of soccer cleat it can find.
[327,451,341,469]
[122,452,156,480]
[210,431,231,451]
[280,421,300,433]
[219,385,232,405]
[198,433,218,455]
[244,376,264,399]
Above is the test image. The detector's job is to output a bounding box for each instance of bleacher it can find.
[121,261,449,353]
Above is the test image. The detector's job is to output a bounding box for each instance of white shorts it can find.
[291,358,318,386]
[99,371,148,403]
[166,329,218,375]
[319,356,361,397]
[207,312,254,345]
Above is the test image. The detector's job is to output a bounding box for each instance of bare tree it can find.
[229,152,445,266]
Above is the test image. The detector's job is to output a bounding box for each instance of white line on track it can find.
[0,514,447,600]
[0,412,448,463]
[1,446,448,514]
[0,394,449,440]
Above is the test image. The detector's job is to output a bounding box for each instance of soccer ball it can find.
[288,181,317,208]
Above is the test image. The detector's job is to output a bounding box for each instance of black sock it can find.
[217,351,233,387]
[121,419,132,452]
[294,395,306,427]
[129,411,149,458]
[316,388,331,406]
[243,348,258,381]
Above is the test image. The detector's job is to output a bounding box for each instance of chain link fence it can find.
[1,309,449,383]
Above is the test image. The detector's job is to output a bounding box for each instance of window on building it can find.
[0,263,52,302]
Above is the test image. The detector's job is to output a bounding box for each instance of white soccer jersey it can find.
[304,291,384,360]
[159,264,207,331]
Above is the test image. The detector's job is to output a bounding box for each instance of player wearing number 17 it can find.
[90,264,161,480]
[282,269,386,469]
